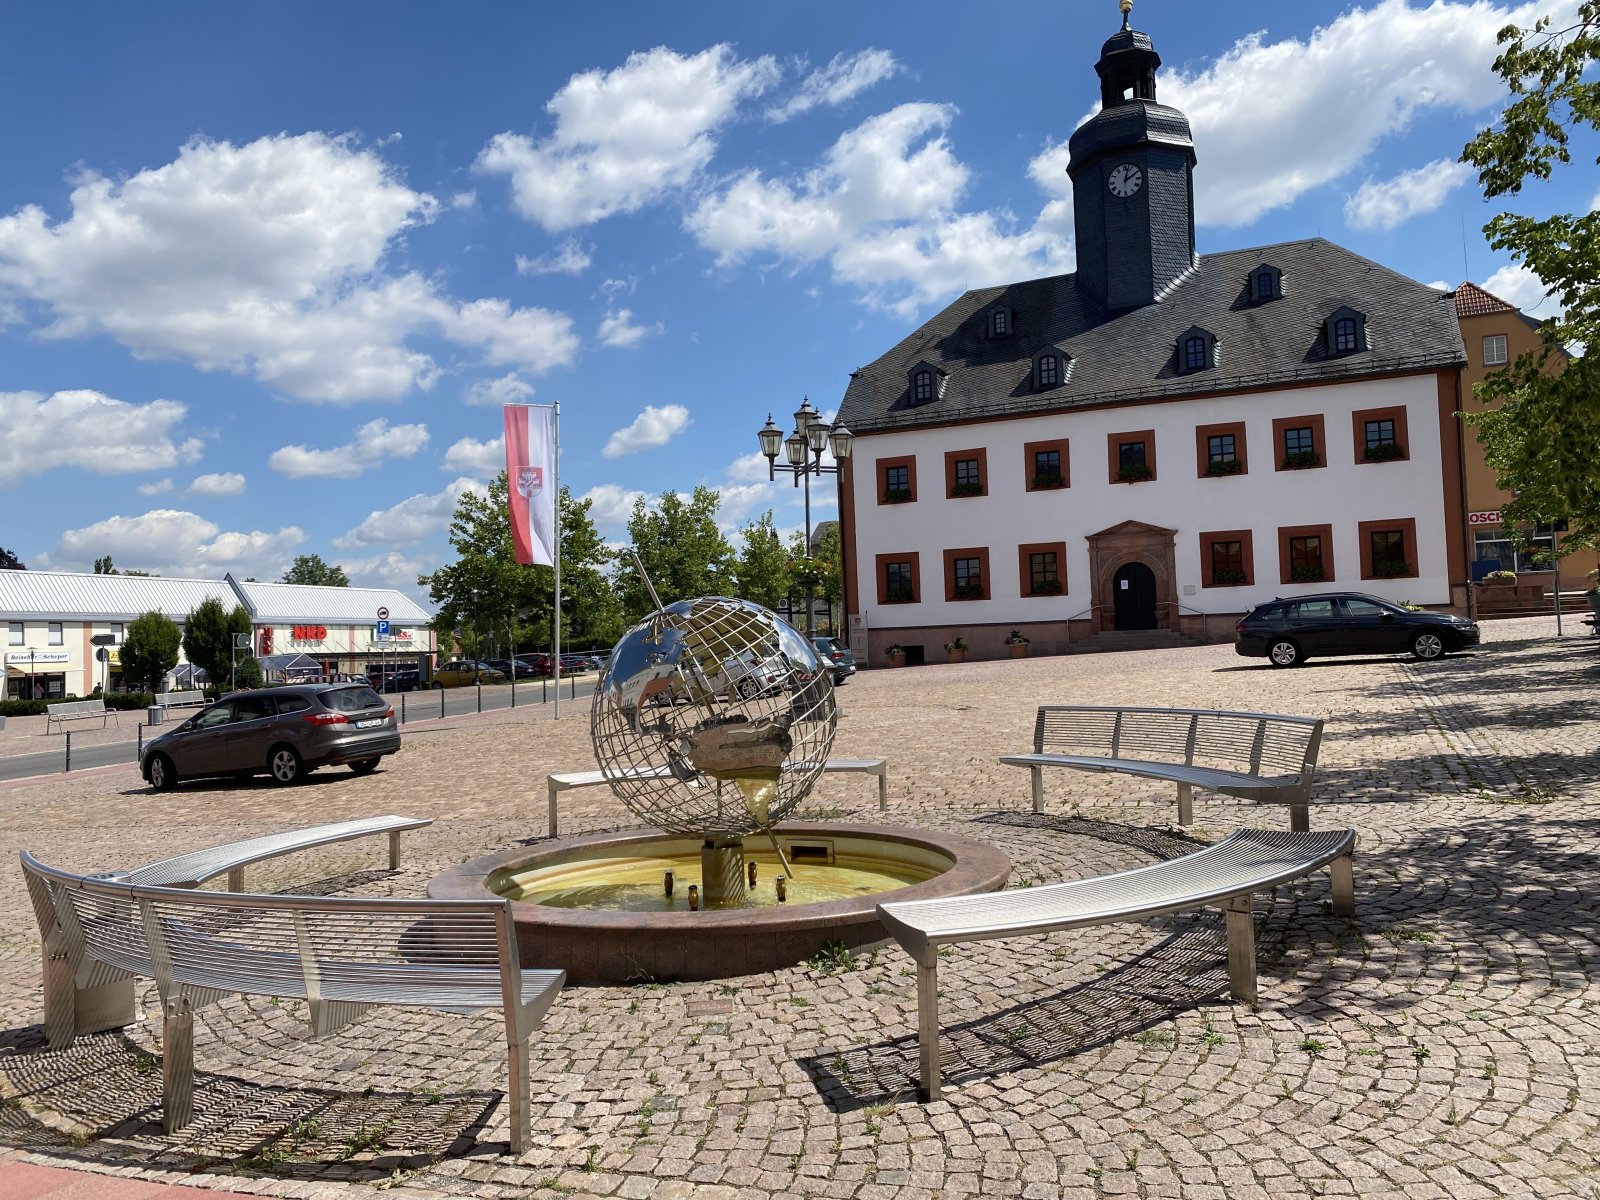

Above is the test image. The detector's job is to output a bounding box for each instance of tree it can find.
[616,487,733,621]
[809,520,845,633]
[121,611,181,693]
[93,556,116,574]
[182,598,252,689]
[1460,3,1600,543]
[732,512,791,610]
[282,554,350,587]
[0,547,23,570]
[234,656,265,689]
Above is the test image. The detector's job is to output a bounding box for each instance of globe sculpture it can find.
[590,596,836,907]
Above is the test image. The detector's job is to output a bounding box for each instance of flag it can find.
[503,404,557,566]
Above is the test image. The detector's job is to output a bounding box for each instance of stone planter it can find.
[946,649,967,663]
[1007,642,1029,658]
[887,652,906,668]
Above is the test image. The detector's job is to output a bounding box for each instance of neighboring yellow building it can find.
[1451,282,1589,592]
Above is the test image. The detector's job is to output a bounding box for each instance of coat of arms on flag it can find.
[516,466,543,498]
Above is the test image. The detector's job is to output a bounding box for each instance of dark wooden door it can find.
[1112,562,1158,630]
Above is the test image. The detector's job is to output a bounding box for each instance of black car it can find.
[139,682,401,789]
[1235,592,1479,668]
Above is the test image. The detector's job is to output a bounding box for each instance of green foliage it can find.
[732,512,791,610]
[182,599,252,688]
[121,611,181,693]
[0,699,48,717]
[1204,458,1243,477]
[281,553,350,587]
[1362,442,1405,463]
[0,546,24,570]
[1280,450,1321,470]
[93,556,116,574]
[1290,565,1326,583]
[1118,463,1153,482]
[806,940,856,975]
[234,656,264,689]
[616,486,734,621]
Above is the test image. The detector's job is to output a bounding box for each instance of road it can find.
[0,676,602,784]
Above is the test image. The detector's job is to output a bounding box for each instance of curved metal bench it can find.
[1001,705,1323,831]
[877,827,1355,1100]
[45,699,116,733]
[22,851,563,1154]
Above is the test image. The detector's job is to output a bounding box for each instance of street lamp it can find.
[757,398,853,638]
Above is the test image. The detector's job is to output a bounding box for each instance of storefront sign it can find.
[1468,511,1503,525]
[4,650,70,665]
[291,625,328,640]
[370,626,413,641]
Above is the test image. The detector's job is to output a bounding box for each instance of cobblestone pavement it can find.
[1,620,1597,1199]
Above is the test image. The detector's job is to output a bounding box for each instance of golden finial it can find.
[1120,0,1133,28]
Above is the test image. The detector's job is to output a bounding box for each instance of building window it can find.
[953,458,982,495]
[1025,438,1069,491]
[991,309,1009,336]
[884,560,915,603]
[1183,336,1208,370]
[1289,537,1324,580]
[944,547,991,601]
[944,448,988,498]
[1212,540,1244,583]
[1284,427,1314,456]
[912,370,933,403]
[1194,421,1246,477]
[885,464,909,496]
[1473,527,1554,574]
[48,623,62,646]
[1353,406,1409,464]
[1483,334,1508,366]
[1200,530,1254,588]
[1028,552,1060,595]
[110,623,124,643]
[1108,430,1156,483]
[1207,434,1235,463]
[1360,518,1418,580]
[1255,270,1276,300]
[1278,522,1336,584]
[1037,353,1059,388]
[1035,449,1062,483]
[1364,419,1399,459]
[877,456,917,504]
[1273,412,1327,471]
[7,622,21,646]
[1333,318,1358,353]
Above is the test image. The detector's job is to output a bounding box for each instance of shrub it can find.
[944,637,968,652]
[1211,568,1246,586]
[1281,450,1321,470]
[952,582,985,599]
[1118,463,1153,482]
[1290,565,1326,583]
[882,487,912,503]
[885,584,915,603]
[1373,560,1412,578]
[1031,473,1066,490]
[951,481,984,497]
[1363,442,1405,463]
[1005,629,1030,645]
[1205,458,1243,477]
[1029,579,1063,595]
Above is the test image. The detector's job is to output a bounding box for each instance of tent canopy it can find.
[258,652,323,680]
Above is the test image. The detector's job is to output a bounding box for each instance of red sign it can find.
[292,624,327,640]
[1468,511,1503,525]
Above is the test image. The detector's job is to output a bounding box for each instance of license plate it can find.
[355,718,384,728]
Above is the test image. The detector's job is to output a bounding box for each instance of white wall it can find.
[850,375,1450,629]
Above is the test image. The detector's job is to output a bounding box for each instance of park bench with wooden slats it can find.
[877,827,1356,1100]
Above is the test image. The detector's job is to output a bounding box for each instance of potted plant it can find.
[1031,472,1066,490]
[885,643,906,667]
[1482,569,1517,586]
[1363,441,1405,463]
[1211,568,1246,586]
[1005,630,1030,658]
[1204,458,1243,477]
[1280,450,1321,470]
[944,636,968,663]
[1290,565,1326,583]
[1117,463,1154,483]
[1373,560,1412,578]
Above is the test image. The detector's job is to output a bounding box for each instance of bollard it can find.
[511,677,517,709]
[64,731,71,773]
[542,677,548,704]
[476,681,483,714]
[439,687,445,720]
[400,693,407,724]
[570,673,577,700]
[137,723,144,756]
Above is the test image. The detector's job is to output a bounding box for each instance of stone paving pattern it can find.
[0,619,1596,1199]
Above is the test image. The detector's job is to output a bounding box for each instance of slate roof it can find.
[837,238,1465,435]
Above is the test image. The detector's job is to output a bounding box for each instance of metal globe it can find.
[590,597,837,837]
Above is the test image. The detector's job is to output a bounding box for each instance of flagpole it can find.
[553,400,562,720]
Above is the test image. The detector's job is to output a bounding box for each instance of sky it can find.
[0,0,1591,593]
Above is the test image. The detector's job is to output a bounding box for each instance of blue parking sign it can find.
[376,620,391,638]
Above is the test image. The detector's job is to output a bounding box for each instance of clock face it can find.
[1108,163,1143,198]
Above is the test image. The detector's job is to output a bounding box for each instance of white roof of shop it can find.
[0,569,238,622]
[229,577,432,624]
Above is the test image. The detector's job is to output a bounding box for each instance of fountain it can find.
[430,593,1009,983]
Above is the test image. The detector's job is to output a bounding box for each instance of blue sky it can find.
[0,0,1588,590]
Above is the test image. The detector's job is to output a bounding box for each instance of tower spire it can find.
[1120,0,1132,31]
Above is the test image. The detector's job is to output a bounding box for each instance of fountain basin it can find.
[429,823,1011,984]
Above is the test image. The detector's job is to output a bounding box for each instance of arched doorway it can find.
[1112,561,1158,630]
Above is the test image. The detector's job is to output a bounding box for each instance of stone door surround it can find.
[1086,520,1178,632]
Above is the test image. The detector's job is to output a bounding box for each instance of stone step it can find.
[1070,630,1200,653]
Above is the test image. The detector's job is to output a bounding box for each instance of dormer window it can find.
[992,309,1009,336]
[1250,263,1282,303]
[906,360,947,406]
[1031,344,1072,391]
[1175,326,1217,374]
[1323,306,1368,356]
[1038,354,1059,387]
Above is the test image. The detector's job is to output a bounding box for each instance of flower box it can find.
[1205,458,1243,477]
[1117,464,1154,483]
[1280,451,1321,470]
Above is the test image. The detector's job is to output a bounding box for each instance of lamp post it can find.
[757,398,853,638]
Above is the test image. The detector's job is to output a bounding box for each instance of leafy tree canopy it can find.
[282,554,350,587]
[617,487,733,621]
[121,611,181,693]
[93,556,116,574]
[732,512,791,611]
[0,547,24,570]
[182,598,253,689]
[1460,3,1600,544]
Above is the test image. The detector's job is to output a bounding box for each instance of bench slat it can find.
[116,815,433,888]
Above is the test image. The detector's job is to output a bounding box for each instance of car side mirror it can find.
[1381,613,1395,623]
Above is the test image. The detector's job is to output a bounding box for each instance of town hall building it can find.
[836,8,1469,665]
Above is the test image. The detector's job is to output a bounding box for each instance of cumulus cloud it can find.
[138,478,174,496]
[1482,262,1562,319]
[580,483,648,532]
[0,389,201,485]
[768,49,900,122]
[333,549,436,589]
[41,509,304,579]
[1157,0,1548,228]
[189,471,246,496]
[476,45,780,230]
[1344,159,1474,230]
[603,404,691,457]
[516,237,592,276]
[442,434,505,476]
[269,418,430,479]
[463,373,534,406]
[335,477,487,548]
[597,307,664,348]
[0,133,578,402]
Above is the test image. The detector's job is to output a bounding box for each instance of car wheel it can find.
[268,745,304,785]
[147,753,178,791]
[432,681,444,689]
[1268,638,1302,668]
[349,758,381,776]
[736,675,763,700]
[1411,630,1445,661]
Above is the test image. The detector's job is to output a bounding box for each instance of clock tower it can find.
[1067,1,1197,311]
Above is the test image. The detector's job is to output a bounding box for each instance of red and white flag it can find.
[503,404,556,566]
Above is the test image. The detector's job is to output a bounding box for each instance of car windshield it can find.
[322,686,386,712]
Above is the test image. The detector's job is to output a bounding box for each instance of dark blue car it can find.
[1235,592,1479,668]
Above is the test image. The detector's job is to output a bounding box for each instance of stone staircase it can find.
[1069,629,1203,654]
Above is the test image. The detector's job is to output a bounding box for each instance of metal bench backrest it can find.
[48,700,104,719]
[156,691,207,707]
[1034,705,1321,781]
[22,853,523,1023]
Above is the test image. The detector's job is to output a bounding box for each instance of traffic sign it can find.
[376,605,390,620]
[376,620,391,638]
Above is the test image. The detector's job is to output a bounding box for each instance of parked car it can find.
[432,660,507,687]
[366,661,421,693]
[1235,592,1480,668]
[486,658,541,679]
[811,636,857,685]
[557,653,602,672]
[139,682,400,789]
[515,652,553,676]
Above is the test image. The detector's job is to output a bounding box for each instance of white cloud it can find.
[463,373,535,406]
[597,307,664,348]
[603,404,691,457]
[688,103,1073,317]
[0,389,201,485]
[442,434,506,476]
[1482,262,1562,318]
[1344,159,1473,230]
[769,49,900,122]
[580,483,647,532]
[189,471,245,496]
[336,549,436,589]
[269,418,430,479]
[40,508,304,579]
[516,237,592,276]
[138,478,174,496]
[0,133,578,402]
[727,450,775,484]
[1157,0,1549,228]
[477,45,780,231]
[449,191,477,209]
[336,477,488,548]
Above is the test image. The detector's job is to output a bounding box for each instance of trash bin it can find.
[147,705,164,726]
[0,715,7,733]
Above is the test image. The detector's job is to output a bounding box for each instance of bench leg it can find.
[162,995,196,1134]
[1030,768,1044,815]
[227,867,244,892]
[1330,851,1355,918]
[1176,782,1193,826]
[547,783,560,839]
[1289,802,1310,833]
[916,959,942,1102]
[389,830,402,870]
[1224,896,1256,1006]
[877,767,888,812]
[506,1035,530,1155]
